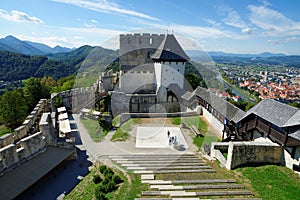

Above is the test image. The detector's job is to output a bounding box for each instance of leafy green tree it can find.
[185,73,207,89]
[24,77,44,110]
[288,101,300,108]
[0,90,28,128]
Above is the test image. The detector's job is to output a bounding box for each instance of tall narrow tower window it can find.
[149,38,152,45]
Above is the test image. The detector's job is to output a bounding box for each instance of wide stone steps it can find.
[115,160,205,164]
[133,169,215,174]
[150,184,245,190]
[110,154,259,199]
[127,165,211,170]
[142,179,236,184]
[122,163,208,167]
[141,190,253,197]
[135,198,262,200]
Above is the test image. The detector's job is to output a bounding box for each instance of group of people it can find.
[167,130,177,145]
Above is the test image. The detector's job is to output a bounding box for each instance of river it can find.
[216,74,255,103]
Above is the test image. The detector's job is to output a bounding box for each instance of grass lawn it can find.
[81,118,109,142]
[65,164,148,200]
[171,117,181,125]
[111,118,141,142]
[181,116,208,133]
[193,135,219,150]
[237,165,300,200]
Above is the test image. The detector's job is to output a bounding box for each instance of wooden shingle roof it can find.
[238,98,300,128]
[194,87,245,123]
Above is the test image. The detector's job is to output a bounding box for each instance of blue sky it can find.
[1,0,300,54]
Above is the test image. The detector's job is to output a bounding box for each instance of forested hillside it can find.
[0,45,117,81]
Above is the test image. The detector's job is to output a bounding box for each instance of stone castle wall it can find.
[0,99,48,148]
[211,141,282,170]
[0,132,46,175]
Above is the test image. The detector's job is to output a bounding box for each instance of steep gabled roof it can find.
[237,98,300,127]
[194,87,245,123]
[151,34,189,62]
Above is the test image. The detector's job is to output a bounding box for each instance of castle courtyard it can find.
[136,126,188,149]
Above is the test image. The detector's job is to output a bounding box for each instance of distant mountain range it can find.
[0,35,73,55]
[186,50,300,66]
[186,50,287,59]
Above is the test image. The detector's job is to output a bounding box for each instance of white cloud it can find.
[267,37,300,45]
[0,9,44,24]
[91,19,97,23]
[221,7,254,34]
[52,0,158,21]
[284,37,300,43]
[267,39,279,45]
[18,35,72,47]
[247,4,300,36]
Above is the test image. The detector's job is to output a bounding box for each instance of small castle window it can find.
[149,38,152,45]
[143,71,147,73]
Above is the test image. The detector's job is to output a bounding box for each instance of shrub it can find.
[99,165,107,174]
[112,175,123,184]
[95,187,107,200]
[93,174,102,184]
[103,168,114,177]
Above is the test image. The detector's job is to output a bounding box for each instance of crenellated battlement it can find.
[119,33,165,56]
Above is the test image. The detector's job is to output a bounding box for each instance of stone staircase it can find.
[110,154,261,200]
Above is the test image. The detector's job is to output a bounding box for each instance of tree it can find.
[24,77,50,110]
[288,101,300,108]
[0,90,28,128]
[185,73,207,89]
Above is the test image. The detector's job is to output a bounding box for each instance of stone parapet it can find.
[211,141,282,170]
[0,132,46,175]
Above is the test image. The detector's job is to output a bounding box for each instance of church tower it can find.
[151,34,189,102]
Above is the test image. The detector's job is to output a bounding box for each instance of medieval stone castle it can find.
[0,33,299,198]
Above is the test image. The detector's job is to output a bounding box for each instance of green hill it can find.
[0,45,117,81]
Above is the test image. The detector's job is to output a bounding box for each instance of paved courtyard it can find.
[136,126,188,149]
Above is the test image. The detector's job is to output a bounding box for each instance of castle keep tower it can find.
[152,34,189,102]
[113,33,190,114]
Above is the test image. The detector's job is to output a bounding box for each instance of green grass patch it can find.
[193,135,219,150]
[65,164,147,200]
[64,167,98,200]
[222,152,228,159]
[182,116,208,133]
[81,118,110,142]
[237,165,300,200]
[112,172,148,200]
[112,115,121,127]
[111,118,141,142]
[0,125,12,137]
[171,117,181,125]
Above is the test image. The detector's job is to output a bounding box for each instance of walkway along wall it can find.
[0,99,77,176]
